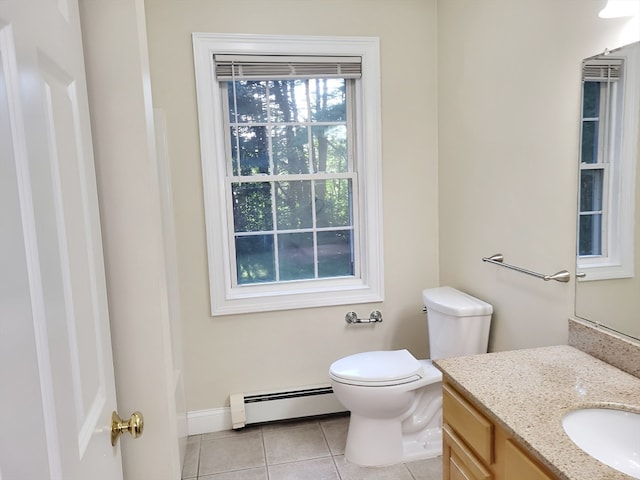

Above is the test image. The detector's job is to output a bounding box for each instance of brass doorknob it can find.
[111,411,144,446]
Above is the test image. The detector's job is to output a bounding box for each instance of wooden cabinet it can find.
[442,381,557,480]
[443,424,493,480]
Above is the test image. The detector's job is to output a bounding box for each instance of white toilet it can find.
[329,286,493,467]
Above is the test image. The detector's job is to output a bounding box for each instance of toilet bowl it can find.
[330,350,444,466]
[329,287,493,467]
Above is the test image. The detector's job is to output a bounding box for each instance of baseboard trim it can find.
[187,407,232,435]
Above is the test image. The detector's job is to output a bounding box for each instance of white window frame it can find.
[578,44,638,282]
[192,33,384,315]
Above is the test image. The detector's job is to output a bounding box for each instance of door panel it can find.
[39,53,106,456]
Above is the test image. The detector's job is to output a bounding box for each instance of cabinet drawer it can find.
[504,439,555,480]
[444,424,493,480]
[443,383,494,464]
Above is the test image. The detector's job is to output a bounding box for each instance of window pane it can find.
[231,126,270,175]
[276,181,312,230]
[224,74,356,287]
[309,79,346,122]
[315,179,352,228]
[318,230,354,277]
[269,80,309,123]
[228,81,268,123]
[579,214,602,256]
[580,121,599,165]
[272,125,310,174]
[582,81,600,119]
[579,169,603,212]
[236,235,275,284]
[232,182,273,232]
[312,125,348,173]
[278,232,314,280]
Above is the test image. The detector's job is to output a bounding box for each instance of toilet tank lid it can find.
[422,286,493,317]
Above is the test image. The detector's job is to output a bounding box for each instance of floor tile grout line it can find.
[267,453,334,466]
[330,453,343,479]
[407,462,418,480]
[260,426,272,480]
[194,434,202,480]
[196,434,202,480]
[320,418,343,479]
[318,418,334,457]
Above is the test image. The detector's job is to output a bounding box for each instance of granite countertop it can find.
[434,345,640,480]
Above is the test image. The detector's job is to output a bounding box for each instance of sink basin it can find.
[562,408,640,479]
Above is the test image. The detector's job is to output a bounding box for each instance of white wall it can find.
[437,0,628,351]
[144,0,439,411]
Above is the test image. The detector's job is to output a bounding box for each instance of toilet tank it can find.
[422,286,493,360]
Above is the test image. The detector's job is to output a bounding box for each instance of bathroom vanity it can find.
[441,381,555,480]
[435,343,640,480]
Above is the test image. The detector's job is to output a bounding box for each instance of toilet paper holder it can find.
[345,311,383,324]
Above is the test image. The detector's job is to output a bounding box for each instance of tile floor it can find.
[182,414,443,480]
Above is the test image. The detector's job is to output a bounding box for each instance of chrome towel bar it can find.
[482,253,571,283]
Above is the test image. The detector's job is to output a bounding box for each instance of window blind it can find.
[582,58,623,81]
[214,54,362,81]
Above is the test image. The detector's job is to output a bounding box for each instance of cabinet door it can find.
[443,383,494,464]
[444,425,493,480]
[504,439,555,480]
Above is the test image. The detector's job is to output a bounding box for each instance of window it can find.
[193,34,383,315]
[220,61,358,285]
[578,62,620,258]
[577,47,638,281]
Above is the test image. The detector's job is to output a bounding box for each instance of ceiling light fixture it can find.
[599,0,640,18]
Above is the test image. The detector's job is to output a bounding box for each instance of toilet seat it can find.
[329,349,423,386]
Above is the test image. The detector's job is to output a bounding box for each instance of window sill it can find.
[577,260,634,281]
[210,279,384,316]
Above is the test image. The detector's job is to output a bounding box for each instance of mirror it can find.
[575,41,640,341]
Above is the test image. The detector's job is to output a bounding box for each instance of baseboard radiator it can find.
[230,384,346,429]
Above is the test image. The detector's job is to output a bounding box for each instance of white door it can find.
[0,0,124,479]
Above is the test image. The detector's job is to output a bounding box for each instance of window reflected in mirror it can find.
[578,60,622,258]
[576,44,637,281]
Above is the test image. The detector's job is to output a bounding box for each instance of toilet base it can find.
[344,415,442,467]
[402,426,442,462]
